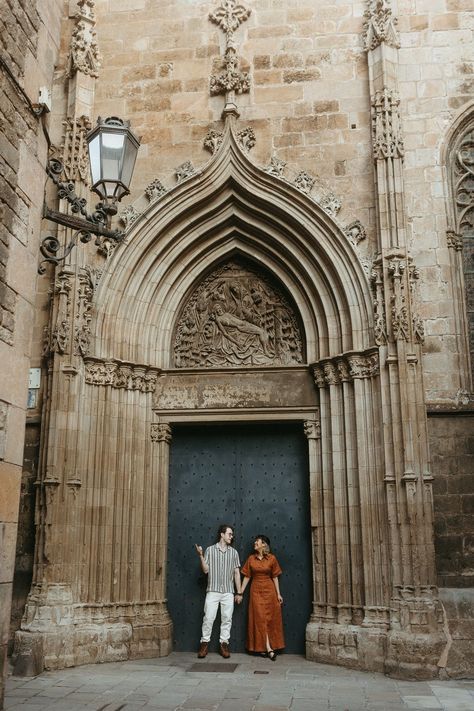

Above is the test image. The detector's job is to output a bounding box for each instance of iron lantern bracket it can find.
[38,157,125,274]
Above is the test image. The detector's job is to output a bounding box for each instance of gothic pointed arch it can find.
[92,118,373,366]
[442,100,474,392]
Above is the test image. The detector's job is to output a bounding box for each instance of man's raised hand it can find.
[195,544,203,557]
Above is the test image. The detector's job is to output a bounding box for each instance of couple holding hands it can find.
[195,524,284,661]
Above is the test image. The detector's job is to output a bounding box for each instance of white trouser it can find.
[200,591,234,643]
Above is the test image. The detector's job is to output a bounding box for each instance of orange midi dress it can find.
[241,553,285,652]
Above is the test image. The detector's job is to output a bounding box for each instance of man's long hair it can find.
[216,524,234,543]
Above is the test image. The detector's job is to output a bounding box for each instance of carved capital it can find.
[363,0,400,51]
[84,358,159,392]
[312,365,326,389]
[151,423,172,444]
[323,361,340,386]
[304,420,321,440]
[446,229,463,251]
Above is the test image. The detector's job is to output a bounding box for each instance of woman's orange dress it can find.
[241,553,285,652]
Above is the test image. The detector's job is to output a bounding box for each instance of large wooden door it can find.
[167,422,312,654]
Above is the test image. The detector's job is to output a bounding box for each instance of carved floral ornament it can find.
[313,350,380,388]
[173,260,304,368]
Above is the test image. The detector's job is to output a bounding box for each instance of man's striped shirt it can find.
[204,543,240,593]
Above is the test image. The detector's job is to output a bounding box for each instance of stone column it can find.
[364,0,446,677]
[303,419,324,622]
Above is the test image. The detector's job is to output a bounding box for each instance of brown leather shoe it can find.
[219,642,230,658]
[197,642,208,658]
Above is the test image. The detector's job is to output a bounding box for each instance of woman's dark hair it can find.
[255,534,270,547]
[216,524,234,542]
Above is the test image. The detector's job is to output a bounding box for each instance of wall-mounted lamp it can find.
[39,116,140,274]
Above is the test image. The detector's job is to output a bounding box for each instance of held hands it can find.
[235,593,243,605]
[195,544,203,557]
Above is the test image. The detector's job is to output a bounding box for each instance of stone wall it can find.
[0,0,62,706]
[429,412,474,588]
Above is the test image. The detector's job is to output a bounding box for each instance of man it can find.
[195,524,243,659]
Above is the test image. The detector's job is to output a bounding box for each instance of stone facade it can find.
[3,0,474,696]
[0,0,62,706]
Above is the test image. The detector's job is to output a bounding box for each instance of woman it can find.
[237,535,284,660]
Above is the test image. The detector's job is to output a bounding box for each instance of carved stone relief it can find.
[173,259,304,367]
[209,0,251,100]
[372,88,405,160]
[119,205,141,229]
[265,155,287,177]
[145,179,167,203]
[236,126,256,152]
[175,161,195,182]
[74,266,101,357]
[84,359,159,391]
[50,271,73,355]
[313,349,380,387]
[363,0,400,52]
[67,0,101,78]
[203,129,224,155]
[61,115,91,183]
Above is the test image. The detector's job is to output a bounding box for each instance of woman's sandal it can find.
[268,650,276,661]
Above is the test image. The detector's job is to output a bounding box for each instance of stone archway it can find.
[14,117,445,679]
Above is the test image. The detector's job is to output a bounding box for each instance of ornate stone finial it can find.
[363,0,400,52]
[344,220,367,247]
[175,161,196,183]
[236,126,256,152]
[203,129,224,155]
[372,88,405,161]
[145,179,167,203]
[119,205,141,229]
[265,155,287,177]
[61,115,92,182]
[67,0,101,78]
[209,0,251,49]
[209,0,251,114]
[294,171,315,194]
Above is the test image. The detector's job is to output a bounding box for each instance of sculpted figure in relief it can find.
[174,261,303,368]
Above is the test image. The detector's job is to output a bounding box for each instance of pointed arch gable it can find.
[92,121,373,366]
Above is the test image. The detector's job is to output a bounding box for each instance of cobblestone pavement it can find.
[4,653,474,711]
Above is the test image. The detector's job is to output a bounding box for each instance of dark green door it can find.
[167,422,312,654]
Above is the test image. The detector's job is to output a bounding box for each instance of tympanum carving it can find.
[173,260,304,367]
